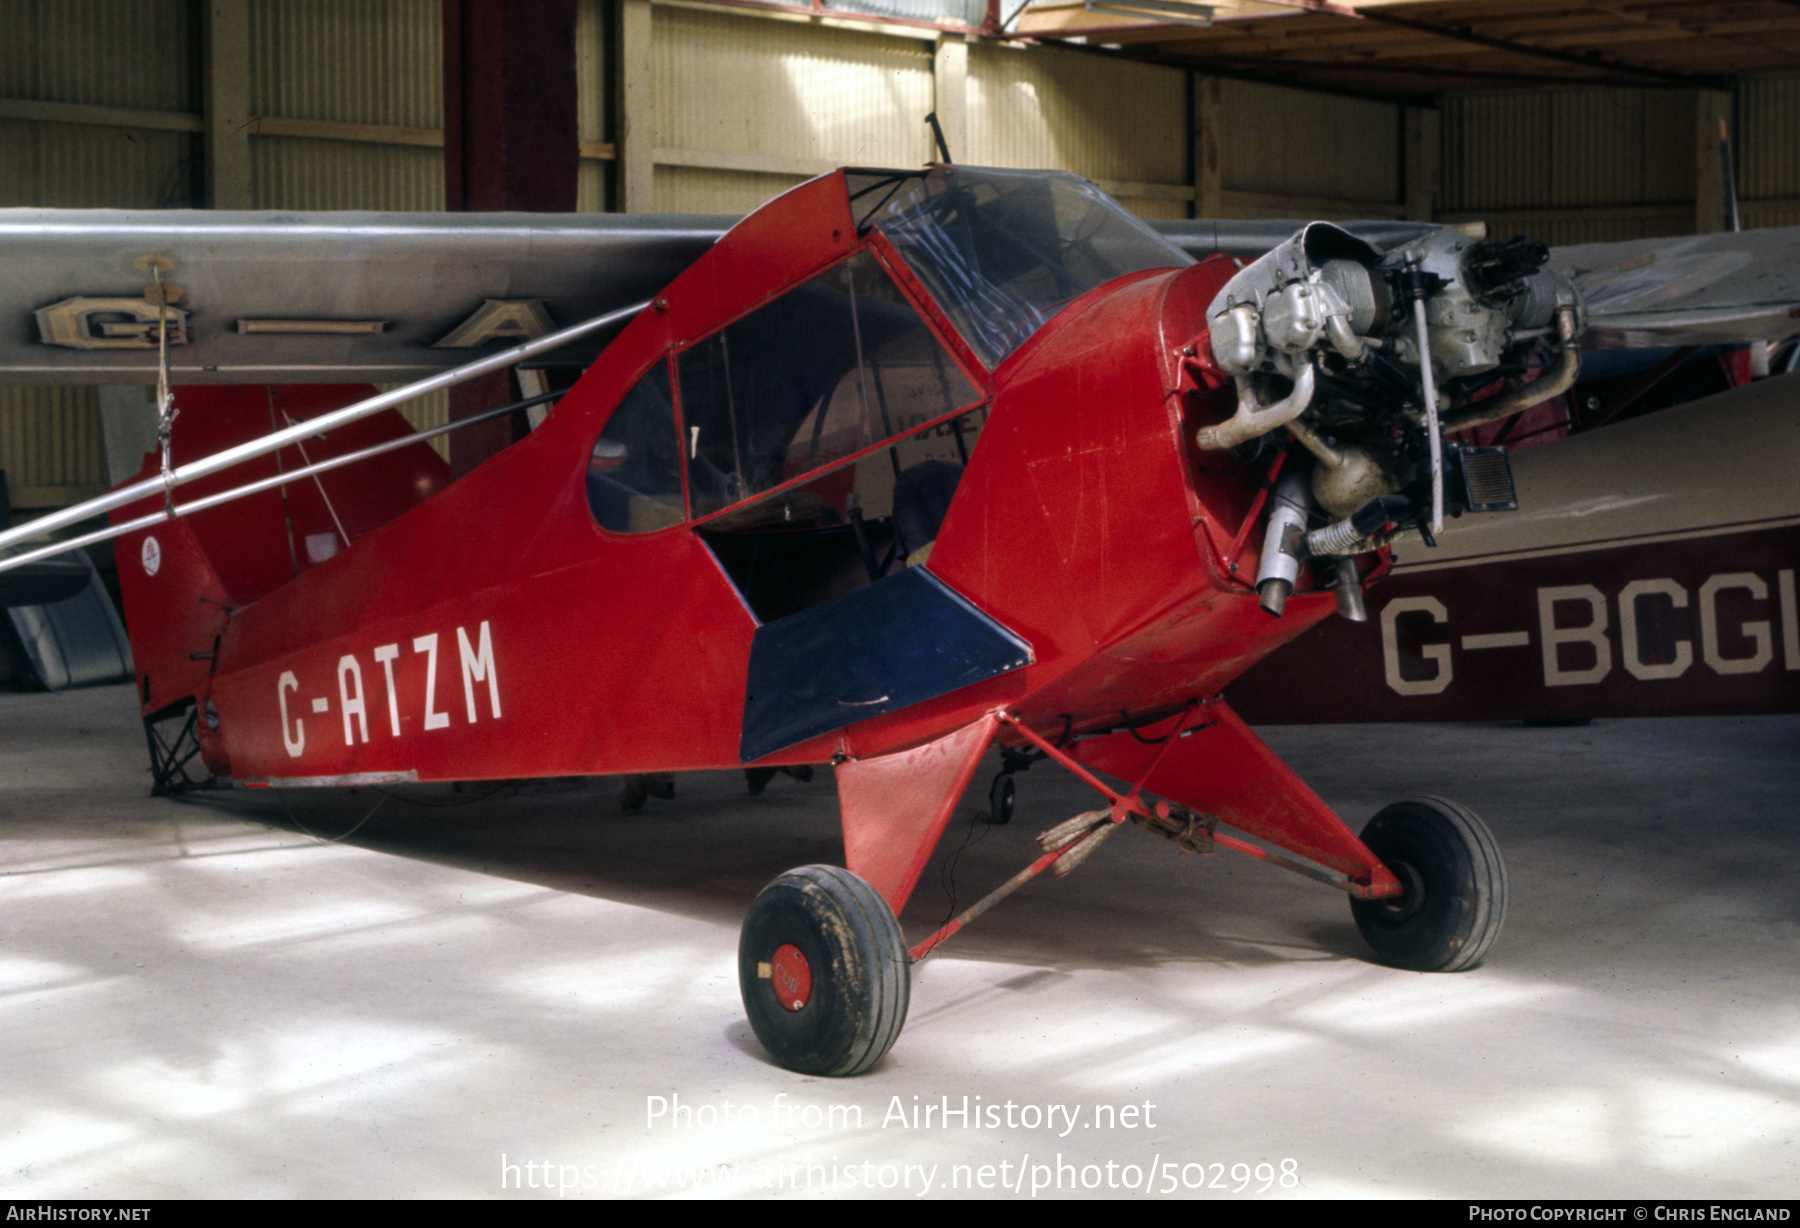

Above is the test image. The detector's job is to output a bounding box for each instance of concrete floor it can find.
[1,683,1796,1200]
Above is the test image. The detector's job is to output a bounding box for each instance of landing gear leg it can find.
[1350,797,1508,972]
[738,865,909,1076]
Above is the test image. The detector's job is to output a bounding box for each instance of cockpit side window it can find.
[677,248,980,521]
[586,357,686,534]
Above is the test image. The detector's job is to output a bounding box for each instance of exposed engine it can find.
[1198,222,1584,616]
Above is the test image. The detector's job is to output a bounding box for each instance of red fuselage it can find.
[122,173,1344,785]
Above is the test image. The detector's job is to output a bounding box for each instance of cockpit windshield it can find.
[849,166,1193,369]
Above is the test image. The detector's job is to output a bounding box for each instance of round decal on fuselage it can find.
[141,535,161,577]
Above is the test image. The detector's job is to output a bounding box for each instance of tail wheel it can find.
[143,700,223,796]
[986,773,1016,825]
[1350,797,1508,972]
[738,865,910,1076]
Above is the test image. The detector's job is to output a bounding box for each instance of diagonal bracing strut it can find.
[908,700,1401,961]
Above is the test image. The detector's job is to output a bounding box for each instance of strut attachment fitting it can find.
[1133,799,1220,854]
[1036,798,1220,879]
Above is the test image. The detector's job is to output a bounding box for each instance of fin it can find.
[117,384,449,605]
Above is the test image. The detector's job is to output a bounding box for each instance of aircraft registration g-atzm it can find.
[0,165,1796,1076]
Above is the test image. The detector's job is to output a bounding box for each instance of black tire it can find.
[738,865,910,1076]
[1350,797,1507,972]
[986,773,1015,825]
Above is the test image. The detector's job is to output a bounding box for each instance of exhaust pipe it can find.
[1256,467,1312,617]
[1330,557,1368,622]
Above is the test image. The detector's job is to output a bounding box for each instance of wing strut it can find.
[0,387,563,576]
[0,299,650,575]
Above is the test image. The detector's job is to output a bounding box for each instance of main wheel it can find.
[1350,797,1508,972]
[738,865,910,1076]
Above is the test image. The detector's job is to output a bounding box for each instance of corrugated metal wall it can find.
[0,386,106,508]
[1216,78,1400,217]
[252,137,443,212]
[967,42,1188,219]
[248,0,447,441]
[576,0,612,212]
[248,0,443,211]
[647,6,933,213]
[0,120,191,211]
[0,0,193,112]
[1441,88,1695,246]
[0,0,196,209]
[6,4,1800,505]
[632,19,1195,218]
[0,0,195,506]
[249,0,440,128]
[1739,76,1800,230]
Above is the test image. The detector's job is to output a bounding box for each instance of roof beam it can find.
[1139,51,1585,83]
[1247,0,1731,87]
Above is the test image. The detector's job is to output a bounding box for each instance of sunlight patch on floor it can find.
[499,950,720,1013]
[175,898,426,950]
[1454,1079,1800,1173]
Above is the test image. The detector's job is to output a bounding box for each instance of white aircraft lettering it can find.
[274,624,502,757]
[1381,568,1799,696]
[1783,569,1800,671]
[33,296,543,352]
[414,633,450,731]
[1380,596,1451,696]
[34,296,191,350]
[373,643,402,736]
[339,655,370,745]
[1539,584,1611,687]
[279,670,304,758]
[432,299,553,348]
[1618,578,1691,681]
[457,622,502,722]
[1698,573,1772,675]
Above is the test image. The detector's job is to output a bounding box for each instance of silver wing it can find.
[1550,228,1800,349]
[1153,218,1800,351]
[0,206,1793,388]
[0,209,730,384]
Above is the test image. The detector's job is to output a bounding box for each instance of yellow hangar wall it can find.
[0,0,1797,510]
[0,0,198,510]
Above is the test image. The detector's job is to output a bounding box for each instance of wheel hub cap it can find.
[1378,860,1427,923]
[770,943,812,1011]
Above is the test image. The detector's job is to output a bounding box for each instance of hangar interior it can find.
[1,0,1798,1201]
[5,0,1800,532]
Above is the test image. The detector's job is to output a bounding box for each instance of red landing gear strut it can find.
[738,701,1507,1076]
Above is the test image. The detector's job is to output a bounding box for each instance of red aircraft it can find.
[2,164,1777,1076]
